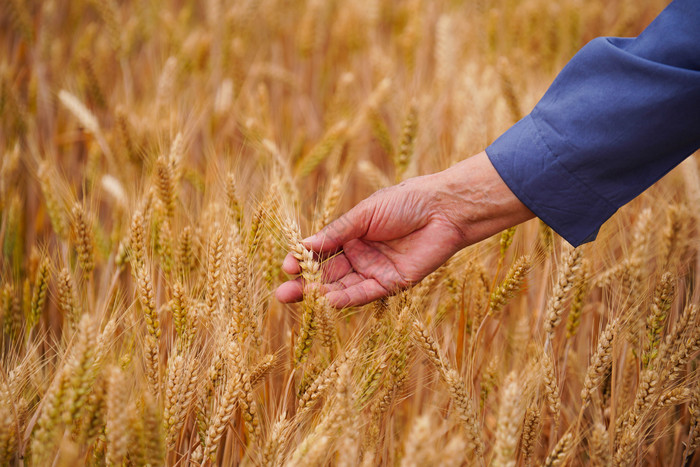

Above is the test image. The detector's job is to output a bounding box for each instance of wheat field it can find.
[1,0,698,465]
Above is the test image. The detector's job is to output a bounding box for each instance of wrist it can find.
[432,151,535,246]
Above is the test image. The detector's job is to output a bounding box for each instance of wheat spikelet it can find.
[261,413,292,467]
[539,220,554,252]
[581,319,617,408]
[283,218,324,364]
[642,272,675,368]
[480,357,500,410]
[498,57,523,122]
[238,369,262,447]
[81,375,107,445]
[621,368,659,437]
[135,393,164,466]
[542,353,561,421]
[204,227,224,318]
[400,414,434,467]
[566,259,590,339]
[589,421,610,467]
[435,14,456,87]
[394,101,418,180]
[544,247,584,341]
[667,320,700,382]
[411,319,445,376]
[289,361,356,466]
[317,174,343,230]
[226,243,260,346]
[155,155,177,220]
[38,162,69,239]
[657,303,697,368]
[71,203,95,274]
[56,268,82,327]
[297,349,357,420]
[63,315,99,426]
[683,386,700,464]
[135,264,161,339]
[248,202,267,255]
[143,334,160,394]
[0,383,17,465]
[622,208,653,312]
[176,225,195,274]
[156,56,178,109]
[613,426,639,466]
[499,226,517,258]
[129,210,146,269]
[80,54,106,109]
[1,283,21,340]
[368,108,394,157]
[29,317,98,459]
[492,372,524,467]
[58,90,99,135]
[658,387,691,407]
[28,256,50,330]
[250,354,276,388]
[444,369,483,457]
[163,353,185,446]
[376,338,411,415]
[226,172,244,231]
[88,0,121,53]
[316,297,336,349]
[489,255,532,318]
[158,219,175,270]
[106,366,129,466]
[170,281,189,346]
[520,403,540,467]
[21,279,30,330]
[660,203,687,269]
[295,120,348,178]
[115,107,139,163]
[203,340,243,461]
[357,159,391,191]
[544,431,573,467]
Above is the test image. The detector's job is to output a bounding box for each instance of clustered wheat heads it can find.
[0,0,694,465]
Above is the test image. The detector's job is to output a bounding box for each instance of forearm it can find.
[429,151,535,247]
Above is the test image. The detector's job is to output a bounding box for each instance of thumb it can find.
[304,201,371,254]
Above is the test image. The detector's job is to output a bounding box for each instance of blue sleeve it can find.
[485,0,700,246]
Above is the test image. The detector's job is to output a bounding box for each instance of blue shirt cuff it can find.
[486,114,616,247]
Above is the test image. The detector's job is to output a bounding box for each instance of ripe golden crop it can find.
[0,0,694,465]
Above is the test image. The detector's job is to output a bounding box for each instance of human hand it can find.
[275,152,534,308]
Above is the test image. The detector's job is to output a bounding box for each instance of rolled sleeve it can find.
[486,0,700,246]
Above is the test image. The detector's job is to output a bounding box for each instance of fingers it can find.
[276,253,354,301]
[325,278,390,308]
[282,252,301,275]
[282,201,370,276]
[275,275,390,308]
[275,277,304,303]
[303,202,371,254]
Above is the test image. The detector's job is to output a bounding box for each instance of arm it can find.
[276,152,533,308]
[277,0,700,307]
[487,0,700,246]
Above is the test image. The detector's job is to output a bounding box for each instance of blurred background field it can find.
[2,0,698,465]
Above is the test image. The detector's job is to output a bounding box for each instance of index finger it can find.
[303,202,370,254]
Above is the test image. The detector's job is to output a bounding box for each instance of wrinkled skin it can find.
[276,151,535,308]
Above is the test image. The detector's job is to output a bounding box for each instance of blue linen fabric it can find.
[485,0,700,246]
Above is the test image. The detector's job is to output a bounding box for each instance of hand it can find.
[275,152,534,308]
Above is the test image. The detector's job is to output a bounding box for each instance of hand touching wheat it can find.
[276,152,535,308]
